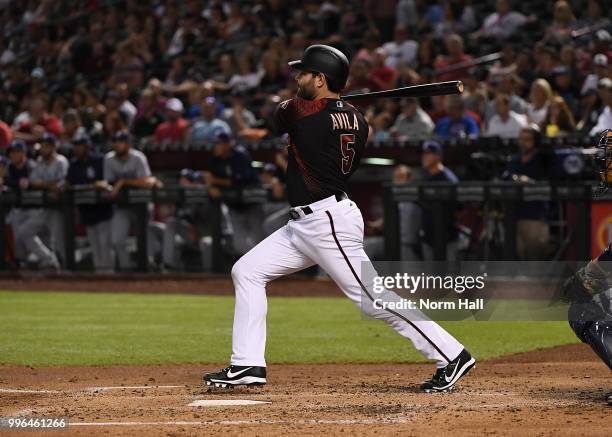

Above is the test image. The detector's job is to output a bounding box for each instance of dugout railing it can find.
[0,186,267,272]
[383,181,608,262]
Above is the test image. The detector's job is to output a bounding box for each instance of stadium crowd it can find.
[0,0,611,271]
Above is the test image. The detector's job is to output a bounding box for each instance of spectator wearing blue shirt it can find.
[67,134,114,271]
[434,96,480,139]
[189,97,232,144]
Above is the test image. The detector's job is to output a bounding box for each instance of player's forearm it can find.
[209,176,232,188]
[121,177,161,188]
[29,180,62,189]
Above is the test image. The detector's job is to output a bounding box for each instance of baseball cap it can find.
[422,140,442,155]
[595,29,611,43]
[180,168,195,180]
[552,65,570,76]
[213,130,232,143]
[31,67,45,79]
[73,133,91,146]
[166,97,184,113]
[263,163,278,174]
[113,130,130,142]
[598,77,612,90]
[41,133,58,146]
[593,53,608,67]
[8,139,27,153]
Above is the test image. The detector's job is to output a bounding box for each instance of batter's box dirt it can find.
[0,344,610,437]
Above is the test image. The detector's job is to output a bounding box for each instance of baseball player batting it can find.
[204,45,475,392]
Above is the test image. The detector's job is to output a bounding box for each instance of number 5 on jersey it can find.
[340,134,355,175]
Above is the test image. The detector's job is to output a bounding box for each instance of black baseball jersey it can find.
[274,97,369,206]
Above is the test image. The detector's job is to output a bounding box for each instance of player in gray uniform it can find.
[104,130,161,270]
[15,133,69,269]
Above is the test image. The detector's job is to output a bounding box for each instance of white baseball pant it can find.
[230,195,464,368]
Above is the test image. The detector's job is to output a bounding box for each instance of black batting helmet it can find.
[288,44,350,92]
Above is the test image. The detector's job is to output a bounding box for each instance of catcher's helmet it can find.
[596,129,612,192]
[288,44,350,91]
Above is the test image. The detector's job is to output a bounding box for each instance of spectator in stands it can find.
[471,0,528,41]
[434,96,480,138]
[428,95,448,124]
[225,53,262,94]
[257,52,288,94]
[15,134,69,269]
[145,78,168,114]
[67,134,113,272]
[371,112,394,142]
[104,130,162,270]
[370,48,398,91]
[543,0,577,45]
[395,0,418,29]
[222,94,258,137]
[420,141,460,261]
[392,98,434,140]
[581,0,610,30]
[213,53,237,85]
[527,79,553,127]
[112,39,144,89]
[434,1,476,37]
[590,78,612,136]
[353,30,382,65]
[576,88,603,133]
[581,54,609,95]
[551,66,579,116]
[13,98,63,142]
[132,88,164,141]
[103,110,130,141]
[542,95,576,137]
[485,93,527,139]
[116,83,137,127]
[434,34,473,82]
[344,59,383,106]
[485,73,527,121]
[505,125,553,260]
[166,14,203,58]
[364,0,396,42]
[154,98,188,146]
[0,155,6,188]
[381,26,418,69]
[190,97,232,144]
[416,33,436,71]
[59,110,86,152]
[0,120,13,151]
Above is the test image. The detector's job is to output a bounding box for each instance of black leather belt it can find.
[289,192,348,220]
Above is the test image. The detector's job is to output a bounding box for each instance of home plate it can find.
[189,400,271,407]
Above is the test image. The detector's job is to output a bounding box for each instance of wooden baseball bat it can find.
[341,81,463,101]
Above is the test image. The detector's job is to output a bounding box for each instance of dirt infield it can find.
[1,344,610,436]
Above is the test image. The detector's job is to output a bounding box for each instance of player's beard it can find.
[297,77,316,100]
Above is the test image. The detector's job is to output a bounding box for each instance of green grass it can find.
[0,291,578,366]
